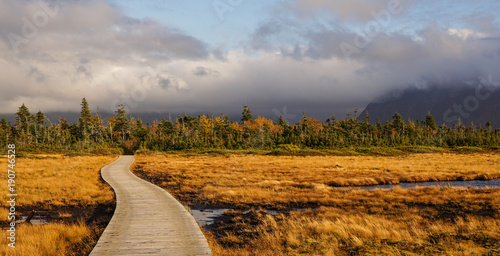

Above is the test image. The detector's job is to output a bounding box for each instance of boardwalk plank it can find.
[90,156,212,256]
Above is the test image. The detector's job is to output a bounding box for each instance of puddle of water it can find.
[16,216,49,225]
[355,178,500,191]
[191,209,227,227]
[191,208,280,227]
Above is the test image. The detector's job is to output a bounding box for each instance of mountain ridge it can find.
[360,84,500,128]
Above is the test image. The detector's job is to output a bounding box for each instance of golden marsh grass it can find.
[0,223,90,256]
[133,152,500,255]
[0,155,117,208]
[133,153,500,208]
[0,154,117,256]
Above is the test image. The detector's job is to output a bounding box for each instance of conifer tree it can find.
[15,104,31,134]
[1,118,9,131]
[92,107,106,143]
[0,117,11,142]
[79,98,92,134]
[278,115,287,126]
[114,104,130,141]
[35,110,46,126]
[425,112,437,131]
[364,111,372,124]
[376,118,382,131]
[391,112,405,134]
[241,105,253,123]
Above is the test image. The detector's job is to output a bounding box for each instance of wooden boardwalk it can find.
[90,156,212,256]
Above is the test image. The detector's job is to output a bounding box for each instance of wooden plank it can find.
[90,156,212,256]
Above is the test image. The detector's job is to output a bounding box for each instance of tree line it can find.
[1,99,499,153]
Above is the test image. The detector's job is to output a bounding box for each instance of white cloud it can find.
[447,28,489,40]
[0,0,499,121]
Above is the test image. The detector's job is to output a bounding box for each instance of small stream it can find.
[354,178,500,191]
[191,179,500,227]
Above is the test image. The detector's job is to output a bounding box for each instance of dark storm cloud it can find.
[231,0,500,120]
[248,14,500,91]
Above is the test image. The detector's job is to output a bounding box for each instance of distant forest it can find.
[1,98,499,153]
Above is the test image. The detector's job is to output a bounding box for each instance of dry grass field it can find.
[133,153,500,208]
[0,154,117,256]
[133,152,500,255]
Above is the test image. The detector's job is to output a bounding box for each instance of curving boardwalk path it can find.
[90,156,212,256]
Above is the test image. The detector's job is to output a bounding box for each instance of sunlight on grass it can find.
[205,208,500,256]
[134,152,500,255]
[0,154,117,255]
[134,153,500,207]
[0,223,90,256]
[0,155,117,207]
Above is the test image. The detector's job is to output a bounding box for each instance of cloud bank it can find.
[0,0,499,122]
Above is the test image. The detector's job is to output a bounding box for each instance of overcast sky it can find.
[1,0,499,122]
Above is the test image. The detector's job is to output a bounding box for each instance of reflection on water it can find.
[191,179,500,227]
[191,209,227,227]
[191,209,278,227]
[17,216,49,225]
[355,178,500,191]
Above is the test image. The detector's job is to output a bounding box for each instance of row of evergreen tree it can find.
[1,99,499,153]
